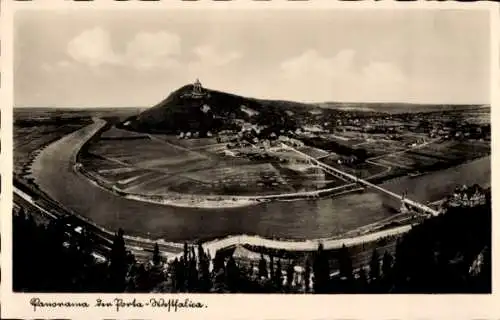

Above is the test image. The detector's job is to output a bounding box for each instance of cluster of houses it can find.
[427,122,489,141]
[448,184,487,208]
[177,131,214,139]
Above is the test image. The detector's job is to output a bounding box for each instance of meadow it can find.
[87,136,207,169]
[373,140,490,173]
[14,112,93,177]
[79,126,352,197]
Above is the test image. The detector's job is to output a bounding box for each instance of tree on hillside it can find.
[225,256,239,292]
[393,238,405,289]
[475,245,491,293]
[197,243,204,265]
[274,259,283,290]
[357,267,369,292]
[369,249,380,282]
[382,251,394,279]
[127,263,148,292]
[152,243,161,266]
[171,258,182,291]
[258,254,268,279]
[213,250,225,274]
[304,257,311,292]
[197,243,211,292]
[338,244,353,281]
[212,250,226,292]
[313,243,330,293]
[183,242,189,263]
[270,255,275,281]
[286,261,295,289]
[187,246,199,291]
[380,250,394,292]
[66,227,96,291]
[44,218,68,291]
[108,228,128,292]
[335,244,354,293]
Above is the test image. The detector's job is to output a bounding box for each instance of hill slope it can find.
[119,84,311,135]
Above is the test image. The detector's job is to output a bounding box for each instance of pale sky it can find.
[14,9,491,108]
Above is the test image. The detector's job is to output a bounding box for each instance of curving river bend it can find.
[31,120,491,242]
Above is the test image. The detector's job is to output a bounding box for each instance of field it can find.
[158,135,221,149]
[324,133,365,146]
[357,139,407,156]
[100,126,150,139]
[373,140,490,173]
[410,140,490,161]
[80,127,350,197]
[111,163,294,196]
[14,114,93,176]
[296,146,330,159]
[87,136,207,169]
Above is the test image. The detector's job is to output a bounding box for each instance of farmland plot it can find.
[376,153,440,170]
[374,140,490,173]
[159,136,220,149]
[183,163,282,184]
[130,174,182,194]
[14,124,91,175]
[100,126,149,139]
[296,146,330,159]
[97,166,141,175]
[361,140,407,156]
[175,163,294,195]
[413,141,490,162]
[88,138,207,169]
[120,172,169,191]
[99,168,152,183]
[79,154,124,172]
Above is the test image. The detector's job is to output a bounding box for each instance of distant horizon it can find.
[14,83,490,109]
[14,100,490,109]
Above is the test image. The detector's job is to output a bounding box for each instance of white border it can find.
[1,1,499,319]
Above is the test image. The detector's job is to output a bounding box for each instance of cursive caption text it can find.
[30,297,208,312]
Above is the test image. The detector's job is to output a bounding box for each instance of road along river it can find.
[31,121,491,243]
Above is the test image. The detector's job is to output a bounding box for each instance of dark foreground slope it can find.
[119,84,312,135]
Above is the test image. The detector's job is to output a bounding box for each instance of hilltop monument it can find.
[193,78,203,93]
[182,78,209,99]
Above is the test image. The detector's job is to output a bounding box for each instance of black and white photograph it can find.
[8,4,493,300]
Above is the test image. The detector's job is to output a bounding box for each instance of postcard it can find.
[1,0,498,319]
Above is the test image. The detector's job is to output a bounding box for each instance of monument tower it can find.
[193,78,203,94]
[182,78,209,99]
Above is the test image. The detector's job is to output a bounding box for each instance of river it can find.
[31,121,491,242]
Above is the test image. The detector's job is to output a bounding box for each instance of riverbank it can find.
[77,159,365,209]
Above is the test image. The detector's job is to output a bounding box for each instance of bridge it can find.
[280,143,440,217]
